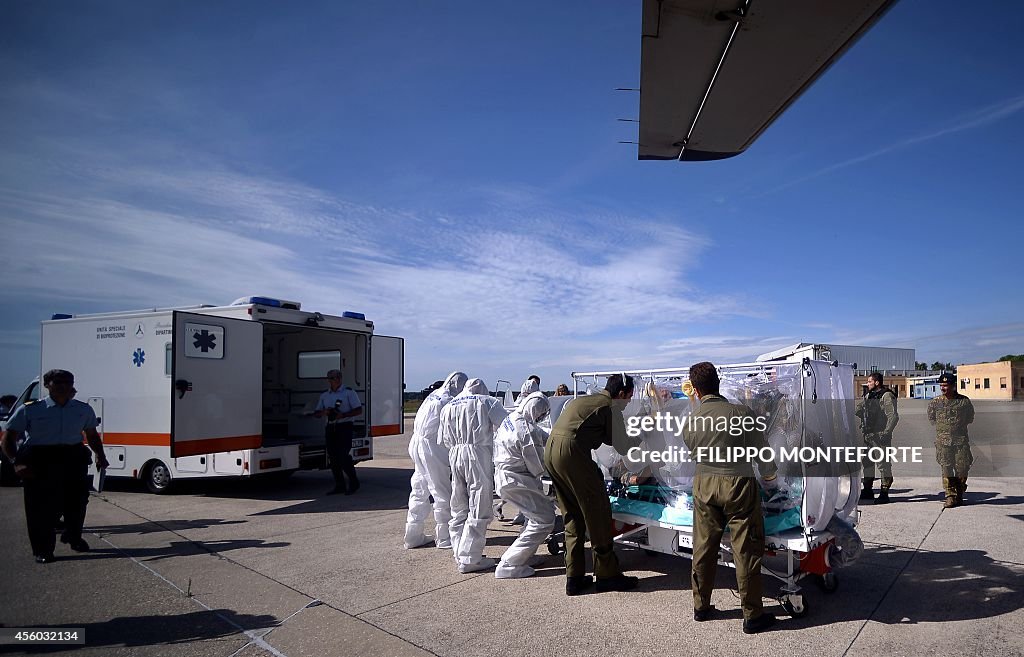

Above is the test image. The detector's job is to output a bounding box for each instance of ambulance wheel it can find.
[815,572,839,593]
[780,595,808,618]
[144,460,172,494]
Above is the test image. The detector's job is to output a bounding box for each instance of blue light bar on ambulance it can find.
[51,313,73,320]
[342,311,365,320]
[231,296,302,310]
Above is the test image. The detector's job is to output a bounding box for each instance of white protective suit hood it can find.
[519,378,539,398]
[462,378,489,396]
[443,371,469,398]
[519,392,550,424]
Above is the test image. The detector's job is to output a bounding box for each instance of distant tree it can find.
[930,361,945,371]
[915,361,929,370]
[998,354,1024,362]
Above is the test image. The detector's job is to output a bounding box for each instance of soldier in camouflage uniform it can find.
[855,372,899,504]
[927,372,974,508]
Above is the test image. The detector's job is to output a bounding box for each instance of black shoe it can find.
[345,482,360,495]
[595,574,639,593]
[565,575,593,596]
[859,488,875,502]
[694,605,716,622]
[60,535,90,552]
[874,490,890,505]
[742,613,777,634]
[326,487,344,496]
[34,554,55,564]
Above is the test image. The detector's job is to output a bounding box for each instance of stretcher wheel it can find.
[780,594,808,618]
[547,537,564,556]
[815,572,839,593]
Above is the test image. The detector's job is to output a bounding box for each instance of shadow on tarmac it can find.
[896,490,1024,506]
[99,467,414,514]
[87,518,247,535]
[0,609,279,652]
[59,537,291,562]
[574,542,1024,631]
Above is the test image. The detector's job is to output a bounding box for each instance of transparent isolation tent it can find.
[572,360,861,533]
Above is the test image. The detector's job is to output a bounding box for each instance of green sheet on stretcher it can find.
[609,491,802,536]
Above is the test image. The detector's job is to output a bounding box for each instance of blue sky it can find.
[1,0,1022,394]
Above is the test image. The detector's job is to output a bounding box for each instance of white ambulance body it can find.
[37,296,404,493]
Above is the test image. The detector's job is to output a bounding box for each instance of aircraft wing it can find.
[638,0,898,161]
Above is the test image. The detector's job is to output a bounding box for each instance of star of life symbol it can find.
[183,323,224,359]
[133,348,145,367]
[193,330,217,353]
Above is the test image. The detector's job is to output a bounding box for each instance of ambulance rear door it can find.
[171,311,263,458]
[369,335,404,444]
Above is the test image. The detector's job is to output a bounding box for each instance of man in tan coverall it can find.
[544,374,640,596]
[683,362,778,634]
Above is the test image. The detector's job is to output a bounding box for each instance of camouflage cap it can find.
[937,372,956,385]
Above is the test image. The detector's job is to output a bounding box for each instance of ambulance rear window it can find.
[298,351,341,379]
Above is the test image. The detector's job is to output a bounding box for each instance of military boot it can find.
[942,477,959,508]
[860,478,875,502]
[875,477,893,504]
[957,477,968,504]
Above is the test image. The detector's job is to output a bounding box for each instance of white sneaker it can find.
[458,557,496,574]
[436,540,452,549]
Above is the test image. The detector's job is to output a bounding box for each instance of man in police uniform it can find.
[544,373,640,595]
[315,368,362,495]
[855,372,899,504]
[927,372,974,508]
[0,369,108,563]
[683,362,778,634]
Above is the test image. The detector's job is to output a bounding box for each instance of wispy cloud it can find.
[764,93,1024,194]
[1,140,764,387]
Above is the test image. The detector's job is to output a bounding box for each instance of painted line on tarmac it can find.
[96,533,290,657]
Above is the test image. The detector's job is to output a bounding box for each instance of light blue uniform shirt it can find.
[5,397,98,447]
[316,387,362,424]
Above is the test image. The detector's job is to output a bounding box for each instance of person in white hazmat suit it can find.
[516,377,540,409]
[439,378,508,573]
[404,371,468,549]
[493,392,555,579]
[499,376,543,525]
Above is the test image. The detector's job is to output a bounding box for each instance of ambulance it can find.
[26,296,404,493]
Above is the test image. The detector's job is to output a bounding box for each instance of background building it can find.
[756,343,928,398]
[956,361,1024,401]
[756,343,916,371]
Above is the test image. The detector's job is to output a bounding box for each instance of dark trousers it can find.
[325,423,359,490]
[20,445,90,556]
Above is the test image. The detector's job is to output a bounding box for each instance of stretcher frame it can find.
[571,361,857,616]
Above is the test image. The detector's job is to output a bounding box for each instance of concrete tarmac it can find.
[1,417,1022,656]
